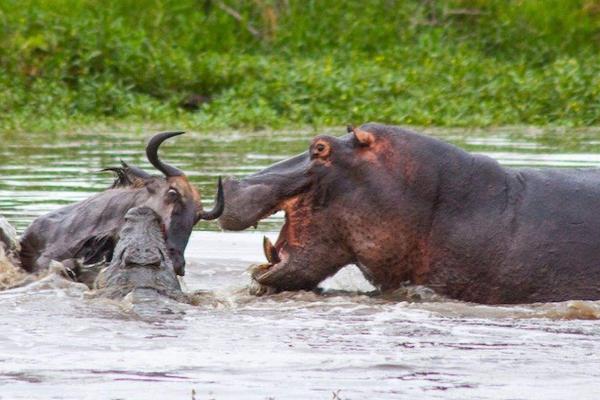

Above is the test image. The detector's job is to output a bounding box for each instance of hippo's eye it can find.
[311,141,330,160]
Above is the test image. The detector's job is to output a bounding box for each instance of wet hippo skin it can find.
[219,123,600,304]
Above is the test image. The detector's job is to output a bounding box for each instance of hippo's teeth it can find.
[263,236,281,264]
[250,263,273,278]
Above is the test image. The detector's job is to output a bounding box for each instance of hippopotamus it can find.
[92,206,184,301]
[219,123,600,304]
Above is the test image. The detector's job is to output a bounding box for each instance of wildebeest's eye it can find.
[166,187,181,202]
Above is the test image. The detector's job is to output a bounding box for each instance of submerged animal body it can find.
[0,215,20,267]
[92,206,183,300]
[219,123,600,304]
[20,131,224,277]
[1,215,25,289]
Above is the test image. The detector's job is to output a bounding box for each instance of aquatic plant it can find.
[1,0,600,132]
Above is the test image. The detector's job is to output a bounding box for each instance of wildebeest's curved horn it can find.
[146,131,185,177]
[198,177,225,221]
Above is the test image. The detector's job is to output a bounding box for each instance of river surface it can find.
[1,127,600,399]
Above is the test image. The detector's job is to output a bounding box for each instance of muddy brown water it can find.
[1,128,600,399]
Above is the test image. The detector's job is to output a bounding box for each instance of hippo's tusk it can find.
[146,131,185,177]
[263,236,280,265]
[198,177,225,221]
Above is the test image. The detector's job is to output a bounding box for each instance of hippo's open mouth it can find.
[219,148,352,292]
[250,198,301,285]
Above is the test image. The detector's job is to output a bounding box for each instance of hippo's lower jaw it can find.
[226,193,351,293]
[250,237,293,288]
[245,200,313,289]
[250,257,320,292]
[251,234,298,289]
[254,236,287,278]
[250,233,329,292]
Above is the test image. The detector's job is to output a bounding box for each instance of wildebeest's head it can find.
[106,132,224,275]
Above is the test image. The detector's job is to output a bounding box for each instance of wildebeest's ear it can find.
[348,125,374,146]
[102,161,153,189]
[121,161,152,186]
[102,167,133,188]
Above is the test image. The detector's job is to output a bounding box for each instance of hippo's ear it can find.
[348,125,375,146]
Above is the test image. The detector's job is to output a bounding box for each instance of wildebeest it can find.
[20,131,223,277]
[219,123,600,304]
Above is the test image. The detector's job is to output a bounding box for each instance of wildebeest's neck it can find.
[71,188,154,246]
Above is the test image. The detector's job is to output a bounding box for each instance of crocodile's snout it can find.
[122,246,163,268]
[92,206,182,300]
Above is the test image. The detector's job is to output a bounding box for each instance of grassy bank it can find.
[1,0,600,132]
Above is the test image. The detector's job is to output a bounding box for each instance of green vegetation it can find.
[1,0,600,132]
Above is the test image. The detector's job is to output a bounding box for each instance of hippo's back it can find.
[500,166,600,302]
[429,162,600,304]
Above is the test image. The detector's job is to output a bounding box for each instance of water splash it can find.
[2,129,600,399]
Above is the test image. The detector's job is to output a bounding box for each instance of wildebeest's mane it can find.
[102,161,163,189]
